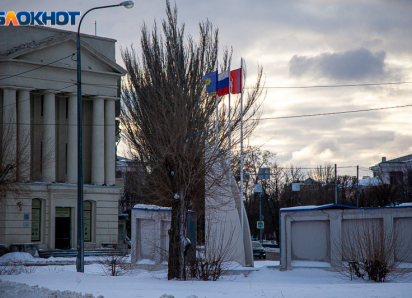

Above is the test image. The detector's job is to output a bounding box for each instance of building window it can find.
[390,171,403,186]
[84,201,92,242]
[31,199,41,241]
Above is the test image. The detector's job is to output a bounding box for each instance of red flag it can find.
[230,68,242,94]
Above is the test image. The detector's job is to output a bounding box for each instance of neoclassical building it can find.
[0,26,126,250]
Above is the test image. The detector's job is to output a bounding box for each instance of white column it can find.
[91,98,104,185]
[17,89,31,181]
[42,92,56,182]
[104,99,115,186]
[2,88,17,168]
[67,94,77,184]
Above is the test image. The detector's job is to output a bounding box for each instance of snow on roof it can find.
[397,202,412,207]
[358,177,382,187]
[132,203,196,213]
[280,202,412,212]
[132,204,171,211]
[280,204,359,212]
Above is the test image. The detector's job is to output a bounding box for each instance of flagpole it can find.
[240,58,244,236]
[216,60,219,149]
[228,59,231,169]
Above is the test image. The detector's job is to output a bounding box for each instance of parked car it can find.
[252,241,266,259]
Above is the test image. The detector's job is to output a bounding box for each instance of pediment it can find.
[8,35,126,75]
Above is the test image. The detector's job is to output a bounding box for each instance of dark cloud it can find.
[289,48,386,81]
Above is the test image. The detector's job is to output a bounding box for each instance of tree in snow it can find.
[120,0,265,280]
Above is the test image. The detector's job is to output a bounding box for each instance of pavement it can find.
[255,252,279,261]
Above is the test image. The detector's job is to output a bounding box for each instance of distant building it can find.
[370,154,412,186]
[0,26,126,250]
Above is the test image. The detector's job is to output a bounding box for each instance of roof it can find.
[371,153,412,169]
[280,203,412,213]
[132,203,196,213]
[280,204,359,212]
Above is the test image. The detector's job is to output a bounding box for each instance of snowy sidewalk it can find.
[1,262,412,298]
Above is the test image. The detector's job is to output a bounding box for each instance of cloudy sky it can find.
[5,0,412,177]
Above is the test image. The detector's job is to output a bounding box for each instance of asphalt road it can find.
[254,252,279,261]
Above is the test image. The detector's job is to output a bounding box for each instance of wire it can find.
[0,53,75,81]
[0,122,116,127]
[244,81,412,90]
[254,104,412,121]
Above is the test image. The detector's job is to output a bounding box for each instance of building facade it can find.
[0,26,126,250]
[371,154,412,186]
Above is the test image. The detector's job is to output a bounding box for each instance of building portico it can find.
[0,26,126,250]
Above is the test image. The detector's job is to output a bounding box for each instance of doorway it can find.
[55,207,71,249]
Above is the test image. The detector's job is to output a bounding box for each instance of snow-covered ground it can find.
[1,253,412,298]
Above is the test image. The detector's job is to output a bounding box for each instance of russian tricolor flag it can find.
[218,70,229,96]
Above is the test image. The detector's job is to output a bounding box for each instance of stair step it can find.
[38,248,123,259]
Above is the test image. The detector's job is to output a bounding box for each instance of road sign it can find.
[254,184,262,193]
[292,183,301,191]
[258,168,270,180]
[257,221,264,229]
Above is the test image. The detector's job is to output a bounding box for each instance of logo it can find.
[205,78,211,86]
[0,11,80,26]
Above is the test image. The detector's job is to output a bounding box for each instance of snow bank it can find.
[136,258,156,265]
[0,252,35,262]
[291,260,331,268]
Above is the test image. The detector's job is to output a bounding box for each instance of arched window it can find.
[31,199,41,241]
[84,201,92,242]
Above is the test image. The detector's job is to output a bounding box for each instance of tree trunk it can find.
[167,191,188,280]
[168,200,182,280]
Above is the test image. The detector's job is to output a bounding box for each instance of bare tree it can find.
[333,218,410,282]
[0,109,31,205]
[308,164,335,184]
[120,1,265,280]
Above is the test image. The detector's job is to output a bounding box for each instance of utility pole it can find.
[259,191,262,242]
[356,165,359,207]
[334,164,337,204]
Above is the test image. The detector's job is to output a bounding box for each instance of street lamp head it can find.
[119,1,134,8]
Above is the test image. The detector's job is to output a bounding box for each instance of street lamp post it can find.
[76,1,134,273]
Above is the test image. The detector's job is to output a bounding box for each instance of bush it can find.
[0,261,37,275]
[335,218,409,282]
[95,253,130,276]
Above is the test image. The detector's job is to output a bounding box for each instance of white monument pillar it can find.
[67,94,77,184]
[2,88,17,168]
[42,92,56,182]
[104,99,115,186]
[17,89,31,181]
[91,98,104,185]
